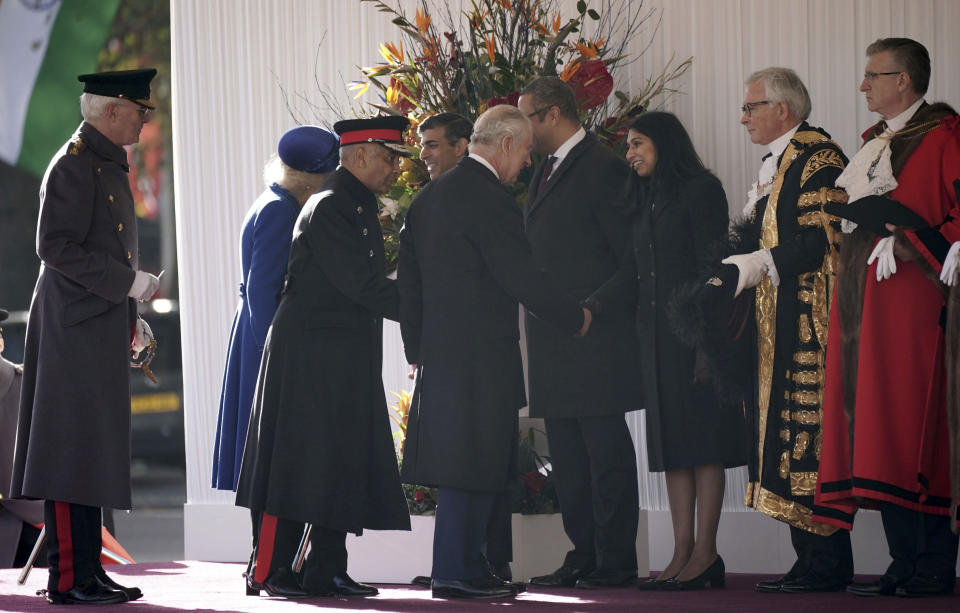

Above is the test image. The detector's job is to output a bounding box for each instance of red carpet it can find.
[1,562,958,612]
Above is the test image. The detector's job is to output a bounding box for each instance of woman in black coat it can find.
[592,112,746,590]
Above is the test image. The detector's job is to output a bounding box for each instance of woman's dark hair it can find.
[628,111,710,197]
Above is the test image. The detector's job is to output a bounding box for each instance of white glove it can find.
[131,318,154,358]
[128,271,160,302]
[722,250,770,297]
[940,242,960,287]
[867,236,897,282]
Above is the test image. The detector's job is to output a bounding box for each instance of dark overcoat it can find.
[235,167,410,534]
[594,173,747,471]
[11,122,139,510]
[212,184,300,491]
[398,157,584,492]
[523,132,641,418]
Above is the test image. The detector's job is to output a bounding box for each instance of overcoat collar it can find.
[525,131,598,220]
[458,155,506,190]
[331,166,378,207]
[77,122,130,170]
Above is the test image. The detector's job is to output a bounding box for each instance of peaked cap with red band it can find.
[334,115,412,157]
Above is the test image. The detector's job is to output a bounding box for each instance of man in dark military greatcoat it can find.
[235,116,411,599]
[10,69,161,605]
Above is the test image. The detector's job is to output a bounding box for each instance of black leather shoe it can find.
[411,575,432,588]
[575,569,638,589]
[846,575,902,596]
[481,573,526,594]
[529,565,594,587]
[97,569,143,601]
[432,577,516,599]
[330,574,378,597]
[490,562,513,582]
[779,573,850,593]
[43,576,127,605]
[662,556,725,590]
[246,567,311,598]
[895,574,955,598]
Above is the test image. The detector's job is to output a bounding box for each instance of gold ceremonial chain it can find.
[131,338,158,384]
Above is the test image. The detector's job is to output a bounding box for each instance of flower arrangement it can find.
[289,0,691,269]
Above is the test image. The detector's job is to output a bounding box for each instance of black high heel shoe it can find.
[637,573,677,591]
[662,556,725,590]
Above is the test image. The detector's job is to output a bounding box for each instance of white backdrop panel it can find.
[171,0,960,514]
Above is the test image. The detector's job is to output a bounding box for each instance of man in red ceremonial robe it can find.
[815,38,960,598]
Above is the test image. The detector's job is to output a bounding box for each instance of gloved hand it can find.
[721,250,769,297]
[128,270,160,302]
[131,318,154,358]
[867,235,897,282]
[940,242,960,287]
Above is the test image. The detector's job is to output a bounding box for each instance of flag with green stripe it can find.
[0,0,120,177]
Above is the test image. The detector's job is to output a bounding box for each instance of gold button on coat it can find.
[117,223,124,232]
[362,228,369,236]
[108,194,115,202]
[356,205,363,213]
[126,251,132,260]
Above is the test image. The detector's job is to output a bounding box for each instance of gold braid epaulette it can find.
[67,137,86,156]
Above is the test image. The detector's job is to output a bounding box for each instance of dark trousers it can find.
[44,500,101,592]
[880,502,959,581]
[248,511,306,584]
[301,527,348,591]
[545,414,639,571]
[485,491,512,568]
[788,525,853,580]
[433,487,496,580]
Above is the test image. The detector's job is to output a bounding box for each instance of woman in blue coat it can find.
[212,126,338,491]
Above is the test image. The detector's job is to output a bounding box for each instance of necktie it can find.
[538,156,556,192]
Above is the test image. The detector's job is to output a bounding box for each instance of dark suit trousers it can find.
[301,527,348,591]
[433,487,496,580]
[248,511,305,584]
[788,525,853,580]
[879,502,959,580]
[44,500,101,592]
[545,415,639,571]
[485,491,512,567]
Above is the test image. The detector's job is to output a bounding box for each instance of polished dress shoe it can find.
[575,569,638,588]
[330,574,378,597]
[432,577,517,599]
[846,574,902,596]
[411,575,432,588]
[246,566,311,598]
[779,572,850,593]
[97,569,143,601]
[662,556,725,590]
[490,562,513,582]
[895,574,955,597]
[529,565,594,587]
[43,576,127,605]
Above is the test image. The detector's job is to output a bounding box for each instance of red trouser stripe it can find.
[55,502,75,592]
[253,513,278,584]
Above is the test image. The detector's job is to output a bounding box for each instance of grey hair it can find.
[469,105,531,152]
[79,92,115,121]
[746,67,811,120]
[262,155,327,193]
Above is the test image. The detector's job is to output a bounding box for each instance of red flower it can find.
[486,91,520,108]
[388,77,417,114]
[414,490,425,502]
[520,470,546,495]
[565,59,613,110]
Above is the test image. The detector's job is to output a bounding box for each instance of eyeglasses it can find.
[525,106,553,119]
[863,71,902,81]
[117,101,152,120]
[740,100,771,117]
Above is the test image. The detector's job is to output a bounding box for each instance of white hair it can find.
[79,92,115,121]
[469,105,531,152]
[746,67,812,121]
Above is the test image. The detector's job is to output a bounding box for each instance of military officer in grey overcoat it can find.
[10,69,161,605]
[235,116,411,599]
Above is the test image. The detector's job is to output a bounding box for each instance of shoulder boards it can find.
[801,148,845,187]
[791,130,830,146]
[67,136,86,156]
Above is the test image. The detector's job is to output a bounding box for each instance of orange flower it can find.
[484,34,496,62]
[421,36,439,64]
[552,12,562,34]
[499,0,512,9]
[379,41,405,64]
[415,7,431,35]
[559,59,581,82]
[572,40,598,59]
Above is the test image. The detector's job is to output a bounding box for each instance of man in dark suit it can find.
[10,69,160,605]
[517,77,641,588]
[410,112,517,588]
[398,105,591,600]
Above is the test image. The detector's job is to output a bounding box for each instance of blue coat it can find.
[212,184,299,491]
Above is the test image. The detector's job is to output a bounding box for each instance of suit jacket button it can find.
[126,251,132,260]
[362,227,369,236]
[369,249,374,257]
[117,223,124,232]
[356,205,363,213]
[109,194,115,202]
